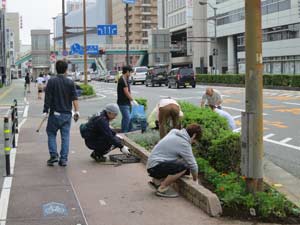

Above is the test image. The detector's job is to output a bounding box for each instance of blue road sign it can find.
[97,24,118,36]
[70,43,83,55]
[86,45,99,55]
[123,0,136,4]
[62,50,68,57]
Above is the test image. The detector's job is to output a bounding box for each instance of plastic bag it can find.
[129,105,147,132]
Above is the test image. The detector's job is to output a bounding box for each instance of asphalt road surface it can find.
[86,81,300,179]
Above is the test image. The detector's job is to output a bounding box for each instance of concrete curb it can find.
[122,135,223,217]
[78,94,97,100]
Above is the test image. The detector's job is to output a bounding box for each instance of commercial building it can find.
[112,0,158,69]
[157,0,208,72]
[31,30,51,78]
[204,0,300,74]
[0,8,6,84]
[5,12,20,58]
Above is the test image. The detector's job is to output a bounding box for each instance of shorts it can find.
[147,160,188,179]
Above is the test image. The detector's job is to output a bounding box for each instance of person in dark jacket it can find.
[83,103,130,162]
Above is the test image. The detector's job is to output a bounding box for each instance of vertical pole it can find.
[62,0,66,52]
[214,7,217,75]
[11,106,15,148]
[14,99,18,135]
[126,3,129,66]
[53,17,56,51]
[4,117,11,176]
[244,0,263,193]
[83,0,88,85]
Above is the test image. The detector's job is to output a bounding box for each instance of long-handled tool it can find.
[36,116,48,132]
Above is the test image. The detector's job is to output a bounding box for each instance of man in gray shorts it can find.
[147,124,202,198]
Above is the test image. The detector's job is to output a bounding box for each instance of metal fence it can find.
[3,99,18,176]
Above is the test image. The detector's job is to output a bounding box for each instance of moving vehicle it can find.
[145,66,168,87]
[80,71,91,82]
[105,70,118,83]
[167,68,196,89]
[131,67,148,85]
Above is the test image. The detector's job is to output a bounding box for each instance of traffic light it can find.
[213,48,218,56]
[209,55,213,67]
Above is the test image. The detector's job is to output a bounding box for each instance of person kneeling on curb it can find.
[146,124,201,198]
[80,103,130,162]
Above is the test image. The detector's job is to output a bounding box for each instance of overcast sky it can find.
[7,0,62,45]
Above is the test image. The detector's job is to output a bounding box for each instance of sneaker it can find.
[47,155,58,166]
[148,181,159,190]
[58,160,67,167]
[90,152,106,162]
[156,187,179,198]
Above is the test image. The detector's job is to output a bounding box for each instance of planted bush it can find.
[126,129,159,149]
[263,74,273,86]
[135,98,147,110]
[291,75,300,87]
[79,84,95,96]
[271,75,291,87]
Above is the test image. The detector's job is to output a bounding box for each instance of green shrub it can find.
[135,98,147,110]
[291,75,300,87]
[263,74,273,86]
[208,132,241,173]
[196,74,245,85]
[0,83,3,88]
[271,75,291,86]
[79,84,95,96]
[126,129,159,149]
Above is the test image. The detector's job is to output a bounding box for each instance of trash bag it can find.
[129,105,147,132]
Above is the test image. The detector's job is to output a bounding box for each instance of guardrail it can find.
[3,99,18,176]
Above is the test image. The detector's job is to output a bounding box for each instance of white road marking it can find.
[264,138,300,152]
[263,133,275,139]
[99,200,107,206]
[279,138,293,144]
[233,115,242,119]
[222,106,243,112]
[284,102,300,106]
[233,127,241,132]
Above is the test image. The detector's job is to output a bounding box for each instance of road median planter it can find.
[121,134,223,217]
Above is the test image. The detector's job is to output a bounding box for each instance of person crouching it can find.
[82,103,130,162]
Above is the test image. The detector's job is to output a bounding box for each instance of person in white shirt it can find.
[200,88,223,108]
[36,74,45,99]
[209,105,236,130]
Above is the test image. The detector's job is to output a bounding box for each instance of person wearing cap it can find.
[82,103,130,162]
[117,66,138,133]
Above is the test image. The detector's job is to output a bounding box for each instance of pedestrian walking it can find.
[43,60,80,167]
[25,72,31,93]
[200,88,223,108]
[147,124,201,198]
[36,74,45,99]
[117,66,138,133]
[80,103,130,162]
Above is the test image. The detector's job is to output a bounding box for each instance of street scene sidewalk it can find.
[0,90,283,225]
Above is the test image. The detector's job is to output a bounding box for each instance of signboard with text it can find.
[97,25,118,36]
[122,0,136,4]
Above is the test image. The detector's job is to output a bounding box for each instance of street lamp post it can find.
[62,0,66,52]
[52,17,56,51]
[83,0,88,85]
[125,3,129,66]
[199,1,217,74]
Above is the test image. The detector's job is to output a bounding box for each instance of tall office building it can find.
[0,8,6,82]
[5,12,20,57]
[205,0,300,74]
[112,0,158,69]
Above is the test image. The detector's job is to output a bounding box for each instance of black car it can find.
[145,67,168,87]
[167,68,196,89]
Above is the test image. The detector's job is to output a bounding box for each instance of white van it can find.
[131,67,148,85]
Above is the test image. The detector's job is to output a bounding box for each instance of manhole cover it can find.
[109,154,140,163]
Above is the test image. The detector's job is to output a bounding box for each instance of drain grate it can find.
[109,154,141,164]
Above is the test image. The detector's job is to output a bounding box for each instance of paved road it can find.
[88,81,300,179]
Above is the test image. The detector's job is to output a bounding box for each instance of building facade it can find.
[158,0,208,72]
[5,12,20,58]
[31,30,51,78]
[112,0,158,69]
[206,0,300,74]
[0,9,6,83]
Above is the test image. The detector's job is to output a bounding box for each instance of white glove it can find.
[120,146,130,156]
[73,111,80,122]
[42,112,48,119]
[131,100,138,106]
[116,134,124,140]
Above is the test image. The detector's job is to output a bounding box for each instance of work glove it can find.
[42,112,48,119]
[120,146,130,156]
[131,100,138,106]
[116,134,124,140]
[73,111,80,122]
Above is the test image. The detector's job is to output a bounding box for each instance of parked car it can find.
[131,67,148,85]
[167,68,196,89]
[105,70,118,83]
[145,66,168,87]
[80,71,91,82]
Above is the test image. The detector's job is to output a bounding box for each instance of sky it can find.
[7,0,62,45]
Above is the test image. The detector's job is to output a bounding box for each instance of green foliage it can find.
[126,129,160,150]
[0,83,3,88]
[271,75,291,86]
[263,74,273,86]
[196,74,245,85]
[79,84,95,96]
[135,98,147,110]
[197,157,300,218]
[208,132,241,173]
[291,75,300,87]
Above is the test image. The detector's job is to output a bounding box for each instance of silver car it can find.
[131,67,148,85]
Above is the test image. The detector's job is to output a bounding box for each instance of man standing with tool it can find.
[43,60,79,167]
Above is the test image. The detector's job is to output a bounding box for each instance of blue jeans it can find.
[46,113,72,162]
[118,104,131,133]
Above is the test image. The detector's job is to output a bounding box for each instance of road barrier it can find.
[3,99,18,176]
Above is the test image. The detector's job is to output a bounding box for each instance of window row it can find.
[168,11,186,28]
[167,0,186,13]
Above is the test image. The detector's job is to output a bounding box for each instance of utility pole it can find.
[62,0,66,52]
[241,0,263,193]
[83,0,88,85]
[125,3,129,66]
[213,7,217,75]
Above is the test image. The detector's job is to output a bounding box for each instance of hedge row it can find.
[79,84,95,96]
[196,74,300,87]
